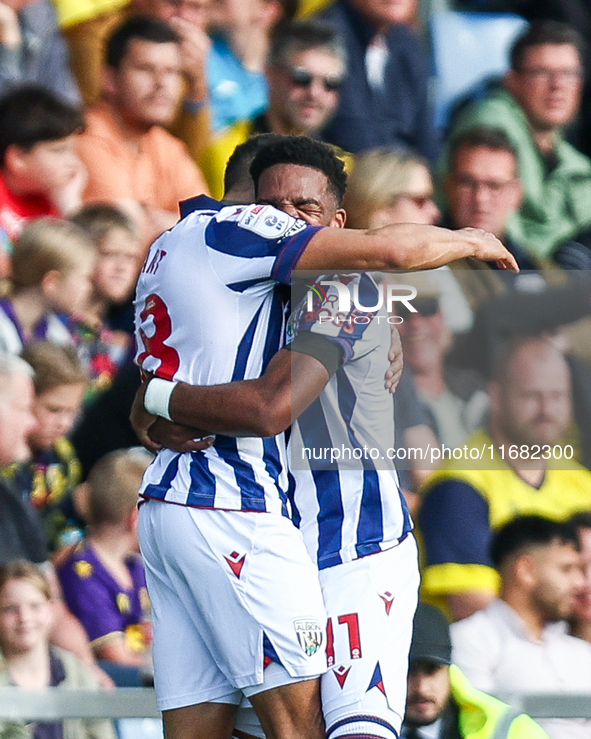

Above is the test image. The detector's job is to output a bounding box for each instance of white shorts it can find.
[235,535,420,739]
[138,500,327,711]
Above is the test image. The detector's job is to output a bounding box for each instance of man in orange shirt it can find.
[77,15,209,245]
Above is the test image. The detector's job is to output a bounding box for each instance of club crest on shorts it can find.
[294,619,323,657]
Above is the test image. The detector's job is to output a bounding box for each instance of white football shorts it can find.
[138,499,327,711]
[234,534,419,739]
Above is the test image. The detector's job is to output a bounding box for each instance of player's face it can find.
[574,528,591,622]
[405,661,451,727]
[0,374,37,466]
[28,383,86,452]
[0,579,54,657]
[107,39,183,128]
[492,343,572,447]
[256,163,345,227]
[268,48,345,135]
[446,145,521,237]
[93,227,143,304]
[530,540,584,622]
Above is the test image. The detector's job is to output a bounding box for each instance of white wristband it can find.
[144,377,178,421]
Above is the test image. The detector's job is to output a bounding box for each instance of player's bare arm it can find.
[296,224,519,273]
[131,348,331,453]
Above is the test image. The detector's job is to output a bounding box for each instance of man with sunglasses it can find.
[200,20,347,198]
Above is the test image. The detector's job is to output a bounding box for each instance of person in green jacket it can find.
[402,602,548,739]
[446,20,591,263]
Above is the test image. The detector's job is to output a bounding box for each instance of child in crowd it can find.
[0,559,116,739]
[69,204,143,398]
[0,218,95,354]
[0,85,86,279]
[1,341,88,552]
[58,449,152,671]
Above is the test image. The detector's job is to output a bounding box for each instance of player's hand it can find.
[462,228,519,272]
[148,417,215,454]
[385,325,403,393]
[130,382,161,454]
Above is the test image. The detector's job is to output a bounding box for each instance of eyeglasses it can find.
[453,175,517,196]
[517,67,583,85]
[286,66,344,93]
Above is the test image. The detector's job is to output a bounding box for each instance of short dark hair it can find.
[106,15,179,70]
[449,125,518,169]
[491,515,579,570]
[224,133,285,197]
[0,85,84,165]
[510,20,584,71]
[268,20,346,70]
[569,511,591,532]
[250,135,348,206]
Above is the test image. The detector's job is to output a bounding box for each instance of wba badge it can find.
[294,619,323,657]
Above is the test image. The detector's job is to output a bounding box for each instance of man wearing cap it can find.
[403,602,548,739]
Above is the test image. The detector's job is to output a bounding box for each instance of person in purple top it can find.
[58,449,152,670]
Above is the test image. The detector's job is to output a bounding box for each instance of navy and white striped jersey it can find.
[288,273,414,569]
[135,196,321,514]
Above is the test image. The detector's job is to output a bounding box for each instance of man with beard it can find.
[451,516,591,739]
[402,602,547,739]
[419,337,591,622]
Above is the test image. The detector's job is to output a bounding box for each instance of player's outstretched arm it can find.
[295,224,519,273]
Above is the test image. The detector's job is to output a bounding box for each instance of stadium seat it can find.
[430,11,528,129]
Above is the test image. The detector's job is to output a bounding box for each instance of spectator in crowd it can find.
[0,85,85,278]
[0,353,46,566]
[451,516,591,739]
[403,601,549,739]
[70,203,142,398]
[317,0,439,160]
[569,511,591,644]
[342,149,473,332]
[0,0,81,103]
[0,218,95,354]
[0,352,113,688]
[419,336,591,621]
[76,16,209,245]
[443,125,538,271]
[396,284,488,450]
[0,559,117,739]
[447,21,591,262]
[59,449,152,672]
[2,342,88,552]
[343,147,440,230]
[200,20,347,197]
[206,0,297,132]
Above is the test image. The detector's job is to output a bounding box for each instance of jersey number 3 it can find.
[137,294,180,380]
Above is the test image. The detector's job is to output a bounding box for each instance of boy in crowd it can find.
[0,85,85,278]
[58,449,152,672]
